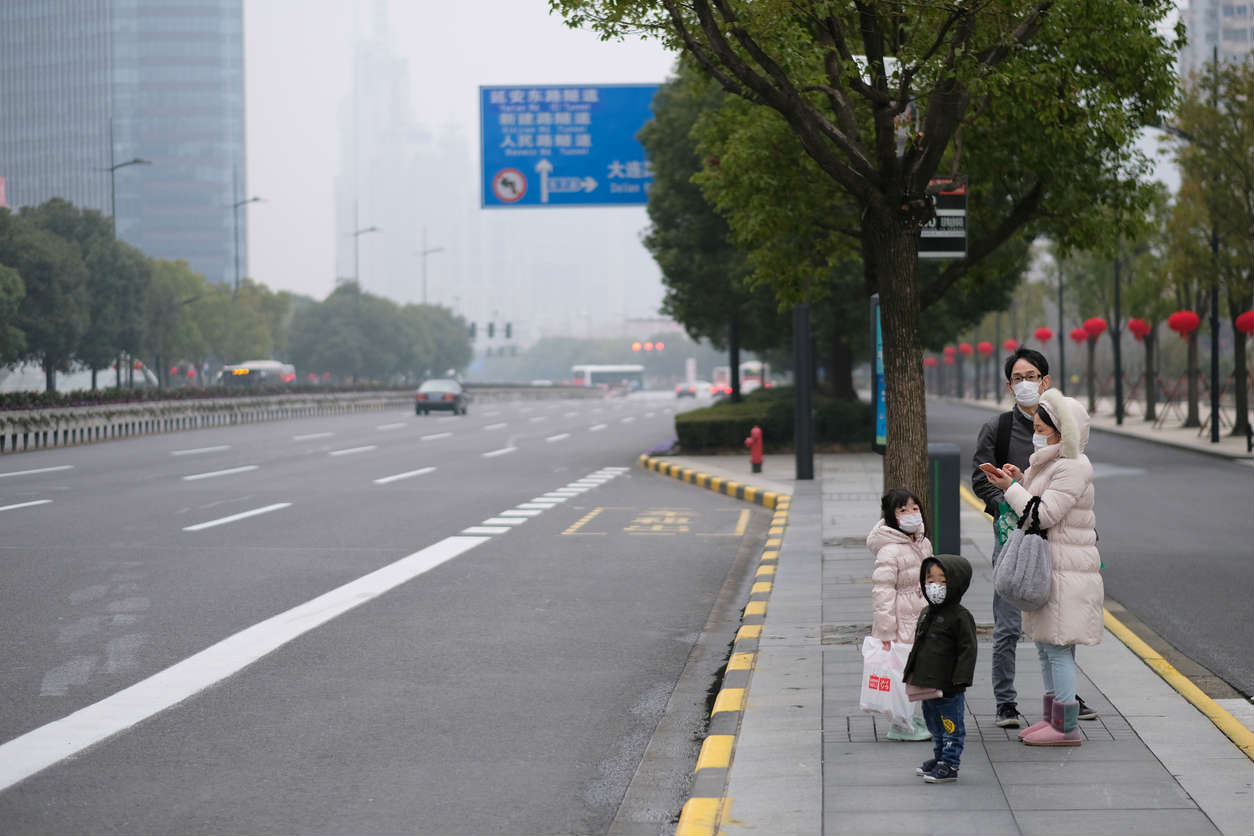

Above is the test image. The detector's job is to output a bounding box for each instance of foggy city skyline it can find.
[244,0,679,341]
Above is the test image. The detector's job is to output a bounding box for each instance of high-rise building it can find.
[0,0,247,286]
[1179,0,1254,83]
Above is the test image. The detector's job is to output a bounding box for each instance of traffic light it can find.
[488,322,495,339]
[505,322,512,339]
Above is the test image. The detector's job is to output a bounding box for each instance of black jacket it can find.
[902,554,978,697]
[972,406,1036,515]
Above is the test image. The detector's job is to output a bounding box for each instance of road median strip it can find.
[638,454,790,836]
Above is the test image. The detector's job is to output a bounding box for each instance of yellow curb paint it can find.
[755,564,776,576]
[727,652,754,672]
[958,483,993,519]
[760,550,779,561]
[675,797,729,836]
[744,601,767,617]
[712,688,745,714]
[768,526,784,536]
[750,581,772,595]
[765,538,782,548]
[762,491,778,507]
[1104,609,1254,760]
[710,477,725,492]
[695,735,735,771]
[736,624,763,640]
[743,486,758,503]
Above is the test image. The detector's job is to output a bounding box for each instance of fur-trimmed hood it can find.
[1038,388,1089,458]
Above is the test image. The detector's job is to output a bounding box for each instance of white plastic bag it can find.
[859,636,913,728]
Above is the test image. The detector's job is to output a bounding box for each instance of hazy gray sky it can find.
[244,0,677,316]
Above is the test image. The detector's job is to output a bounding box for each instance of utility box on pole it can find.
[927,442,961,556]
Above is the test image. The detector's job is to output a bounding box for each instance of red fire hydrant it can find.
[744,425,763,473]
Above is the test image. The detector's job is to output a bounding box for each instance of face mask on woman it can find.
[1013,380,1042,407]
[898,513,924,534]
[1032,433,1052,450]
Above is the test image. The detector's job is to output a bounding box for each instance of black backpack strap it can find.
[994,410,1014,471]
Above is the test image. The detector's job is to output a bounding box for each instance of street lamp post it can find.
[352,223,381,287]
[102,120,151,388]
[232,194,262,295]
[417,226,444,305]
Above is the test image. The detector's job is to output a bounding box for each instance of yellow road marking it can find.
[736,624,763,641]
[695,735,735,771]
[750,581,772,595]
[727,652,755,672]
[675,797,730,836]
[563,507,607,535]
[768,526,784,536]
[755,564,776,577]
[765,538,782,548]
[734,508,750,537]
[744,601,767,617]
[760,550,779,562]
[712,688,745,714]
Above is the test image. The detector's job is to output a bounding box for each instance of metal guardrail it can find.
[0,385,602,455]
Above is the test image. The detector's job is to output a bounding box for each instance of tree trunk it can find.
[828,325,856,401]
[1143,330,1157,422]
[44,360,56,394]
[1232,328,1250,439]
[728,317,742,404]
[91,368,98,391]
[1086,338,1097,414]
[115,355,122,388]
[1185,331,1200,427]
[868,218,929,515]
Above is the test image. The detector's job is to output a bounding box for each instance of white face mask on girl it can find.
[898,513,924,534]
[1013,380,1042,407]
[1032,433,1052,450]
[924,582,947,605]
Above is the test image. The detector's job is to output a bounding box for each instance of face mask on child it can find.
[925,582,947,605]
[898,513,924,534]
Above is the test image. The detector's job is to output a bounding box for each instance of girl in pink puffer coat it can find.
[866,487,933,741]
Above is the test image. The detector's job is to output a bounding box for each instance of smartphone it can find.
[979,462,1005,478]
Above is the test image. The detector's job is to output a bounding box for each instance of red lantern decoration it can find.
[923,356,939,368]
[943,355,955,365]
[1034,327,1053,343]
[1003,339,1019,352]
[1235,310,1254,336]
[977,341,994,356]
[1069,327,1088,344]
[1127,318,1151,342]
[943,345,956,357]
[958,342,974,356]
[1167,310,1200,337]
[1083,317,1107,338]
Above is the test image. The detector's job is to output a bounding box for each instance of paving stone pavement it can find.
[661,452,1253,836]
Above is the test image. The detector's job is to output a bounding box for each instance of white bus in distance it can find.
[569,364,644,393]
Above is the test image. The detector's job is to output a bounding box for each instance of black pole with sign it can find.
[794,303,814,479]
[871,294,886,455]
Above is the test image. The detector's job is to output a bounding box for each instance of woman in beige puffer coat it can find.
[865,487,933,740]
[988,388,1102,746]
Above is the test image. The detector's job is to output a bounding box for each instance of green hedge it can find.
[675,386,873,451]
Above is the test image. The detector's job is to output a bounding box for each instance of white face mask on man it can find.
[1013,380,1042,407]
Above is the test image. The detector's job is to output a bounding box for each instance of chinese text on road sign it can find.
[480,84,659,208]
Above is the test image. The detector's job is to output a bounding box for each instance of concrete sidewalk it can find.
[658,452,1253,836]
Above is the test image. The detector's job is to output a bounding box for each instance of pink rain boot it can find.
[1017,693,1054,742]
[1023,699,1082,747]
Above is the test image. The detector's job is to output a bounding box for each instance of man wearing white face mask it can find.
[971,348,1049,728]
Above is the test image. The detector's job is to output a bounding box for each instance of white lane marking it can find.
[373,467,436,485]
[546,433,571,443]
[550,489,584,495]
[500,509,544,517]
[421,432,453,441]
[621,417,636,424]
[589,423,607,432]
[484,410,501,417]
[0,499,52,513]
[181,465,259,482]
[481,517,528,526]
[534,496,569,502]
[564,411,578,418]
[170,445,230,457]
[529,416,545,423]
[0,535,488,792]
[376,422,406,431]
[462,526,511,535]
[293,432,334,441]
[482,447,517,458]
[329,445,377,457]
[182,503,291,532]
[0,465,74,479]
[602,466,630,471]
[484,422,508,430]
[517,502,557,509]
[645,412,655,418]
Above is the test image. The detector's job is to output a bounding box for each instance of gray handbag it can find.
[993,496,1052,611]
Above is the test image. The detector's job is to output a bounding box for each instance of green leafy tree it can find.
[0,208,89,392]
[0,264,26,364]
[1170,54,1253,438]
[552,0,1179,502]
[144,259,208,387]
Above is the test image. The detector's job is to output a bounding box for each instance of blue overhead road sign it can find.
[480,84,659,208]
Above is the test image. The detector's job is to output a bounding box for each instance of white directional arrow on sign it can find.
[535,158,554,203]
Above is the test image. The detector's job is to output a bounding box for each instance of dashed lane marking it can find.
[421,432,453,441]
[292,432,333,441]
[170,445,230,456]
[485,422,508,430]
[546,433,571,442]
[482,447,517,458]
[376,422,406,431]
[0,465,74,479]
[373,467,436,485]
[329,445,377,457]
[182,503,292,532]
[181,465,259,481]
[590,423,607,432]
[0,499,52,513]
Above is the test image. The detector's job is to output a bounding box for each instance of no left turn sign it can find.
[491,169,527,203]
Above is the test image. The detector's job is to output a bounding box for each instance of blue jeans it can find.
[921,693,966,768]
[990,528,1023,706]
[1036,642,1077,703]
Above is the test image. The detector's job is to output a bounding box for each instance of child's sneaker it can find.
[922,761,959,783]
[914,758,938,777]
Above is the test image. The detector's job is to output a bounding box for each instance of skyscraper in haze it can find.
[0,0,247,285]
[1179,0,1254,82]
